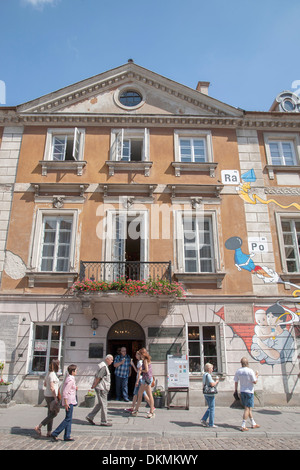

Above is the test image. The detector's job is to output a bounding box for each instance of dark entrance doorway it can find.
[107,320,145,400]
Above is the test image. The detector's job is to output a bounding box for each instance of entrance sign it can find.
[167,355,189,388]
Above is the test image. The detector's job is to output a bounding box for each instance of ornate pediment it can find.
[17,62,242,118]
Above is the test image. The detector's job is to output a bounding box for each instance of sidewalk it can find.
[0,402,299,439]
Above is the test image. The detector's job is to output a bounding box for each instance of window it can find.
[173,130,216,176]
[281,219,300,272]
[45,128,85,162]
[41,128,86,175]
[264,133,300,179]
[183,216,215,273]
[112,129,149,162]
[119,90,142,107]
[108,128,152,176]
[29,323,64,374]
[269,141,296,166]
[179,138,206,163]
[188,325,220,374]
[104,211,148,281]
[40,216,73,272]
[114,86,145,110]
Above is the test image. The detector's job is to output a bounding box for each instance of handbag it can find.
[151,376,155,387]
[203,373,218,395]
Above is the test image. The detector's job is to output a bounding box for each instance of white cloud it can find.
[22,0,58,7]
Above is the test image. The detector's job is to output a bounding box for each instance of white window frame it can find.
[173,130,217,177]
[104,210,149,280]
[174,130,213,163]
[187,323,221,376]
[39,216,73,272]
[264,133,300,179]
[28,322,64,375]
[40,128,86,176]
[275,212,300,273]
[44,128,85,162]
[174,210,219,274]
[110,128,150,162]
[28,209,79,273]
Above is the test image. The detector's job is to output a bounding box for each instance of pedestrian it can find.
[234,357,260,432]
[132,348,155,418]
[34,359,61,437]
[125,351,150,413]
[86,354,113,427]
[200,362,219,428]
[113,346,131,402]
[51,364,78,442]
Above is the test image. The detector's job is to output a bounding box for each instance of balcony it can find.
[79,261,172,283]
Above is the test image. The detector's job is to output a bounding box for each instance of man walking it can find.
[86,354,113,427]
[234,357,260,432]
[113,347,131,402]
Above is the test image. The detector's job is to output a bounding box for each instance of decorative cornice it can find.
[0,112,299,130]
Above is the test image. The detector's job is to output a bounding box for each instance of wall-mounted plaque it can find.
[148,327,183,338]
[88,343,104,359]
[149,343,182,361]
[225,304,253,323]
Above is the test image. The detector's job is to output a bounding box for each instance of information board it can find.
[167,355,189,388]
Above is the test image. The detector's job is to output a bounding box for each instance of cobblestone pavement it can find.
[1,404,300,452]
[0,432,300,451]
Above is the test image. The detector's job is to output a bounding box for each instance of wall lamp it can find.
[91,317,99,331]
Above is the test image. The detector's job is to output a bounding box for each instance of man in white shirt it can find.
[234,357,260,432]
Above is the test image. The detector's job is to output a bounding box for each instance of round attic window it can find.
[114,86,145,110]
[119,90,142,107]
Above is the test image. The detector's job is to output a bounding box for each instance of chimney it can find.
[196,81,210,95]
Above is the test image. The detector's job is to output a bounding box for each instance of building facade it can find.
[0,62,299,405]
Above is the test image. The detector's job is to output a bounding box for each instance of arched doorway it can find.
[107,320,145,399]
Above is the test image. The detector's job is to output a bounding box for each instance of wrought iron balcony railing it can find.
[79,261,172,283]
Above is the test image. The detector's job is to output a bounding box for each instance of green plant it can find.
[0,379,11,386]
[72,277,186,298]
[152,389,162,397]
[86,389,95,397]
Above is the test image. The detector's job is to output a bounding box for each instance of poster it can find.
[167,355,189,388]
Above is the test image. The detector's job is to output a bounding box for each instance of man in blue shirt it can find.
[113,347,131,401]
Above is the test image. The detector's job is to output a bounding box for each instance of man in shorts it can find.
[234,357,260,432]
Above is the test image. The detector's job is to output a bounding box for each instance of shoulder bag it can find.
[203,373,218,395]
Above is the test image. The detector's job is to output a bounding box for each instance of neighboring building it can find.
[0,62,299,405]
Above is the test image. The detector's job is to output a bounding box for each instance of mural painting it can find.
[222,167,300,365]
[215,304,298,365]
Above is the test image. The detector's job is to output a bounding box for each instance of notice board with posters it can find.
[167,355,189,388]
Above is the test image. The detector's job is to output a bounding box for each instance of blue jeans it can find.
[52,404,74,440]
[202,395,215,426]
[115,375,129,400]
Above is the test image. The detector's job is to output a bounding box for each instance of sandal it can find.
[147,412,155,419]
[34,426,42,436]
[131,410,138,416]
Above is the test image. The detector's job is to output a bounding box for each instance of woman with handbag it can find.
[132,348,155,419]
[201,362,219,428]
[34,359,61,437]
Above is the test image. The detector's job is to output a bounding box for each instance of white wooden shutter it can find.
[72,127,81,161]
[142,128,148,161]
[116,129,124,161]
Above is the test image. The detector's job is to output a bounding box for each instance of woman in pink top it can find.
[51,364,78,442]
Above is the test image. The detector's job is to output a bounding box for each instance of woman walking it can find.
[34,359,60,437]
[132,348,155,419]
[51,364,78,442]
[201,362,219,428]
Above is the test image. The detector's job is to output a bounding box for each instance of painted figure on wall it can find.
[251,303,296,365]
[225,236,279,283]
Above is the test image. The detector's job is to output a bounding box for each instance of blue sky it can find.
[1,0,300,111]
